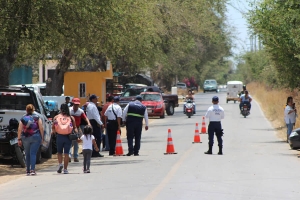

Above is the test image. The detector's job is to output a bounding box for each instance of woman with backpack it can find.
[17,104,44,176]
[52,103,78,174]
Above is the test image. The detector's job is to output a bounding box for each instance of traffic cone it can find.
[192,123,202,143]
[200,117,207,134]
[114,130,124,156]
[164,129,177,155]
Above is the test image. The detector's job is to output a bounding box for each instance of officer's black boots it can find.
[204,145,213,154]
[218,146,223,155]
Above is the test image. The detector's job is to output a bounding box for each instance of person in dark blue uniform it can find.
[204,96,225,155]
[122,95,149,156]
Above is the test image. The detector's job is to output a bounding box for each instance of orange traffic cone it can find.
[114,130,124,156]
[200,117,207,134]
[164,129,177,155]
[192,123,202,143]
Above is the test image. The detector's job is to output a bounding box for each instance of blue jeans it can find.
[22,133,42,171]
[286,121,294,138]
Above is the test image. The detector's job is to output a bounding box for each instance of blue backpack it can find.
[21,114,39,137]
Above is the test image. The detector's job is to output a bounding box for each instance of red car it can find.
[140,92,165,118]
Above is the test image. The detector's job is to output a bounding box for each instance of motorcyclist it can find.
[183,90,196,114]
[239,90,252,113]
[238,85,247,97]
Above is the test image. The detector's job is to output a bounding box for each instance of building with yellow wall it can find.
[64,64,113,106]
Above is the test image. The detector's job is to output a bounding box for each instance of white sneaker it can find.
[63,169,69,174]
[57,164,63,173]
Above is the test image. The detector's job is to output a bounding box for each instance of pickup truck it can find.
[119,86,179,115]
[0,86,54,163]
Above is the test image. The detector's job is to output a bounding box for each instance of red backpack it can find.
[54,114,74,134]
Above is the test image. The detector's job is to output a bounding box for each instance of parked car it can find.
[0,86,54,163]
[140,92,165,118]
[119,86,179,115]
[175,82,187,89]
[203,79,218,93]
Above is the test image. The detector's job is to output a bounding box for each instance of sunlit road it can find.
[1,91,300,200]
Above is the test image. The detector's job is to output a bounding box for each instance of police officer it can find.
[104,96,122,156]
[122,95,149,156]
[204,96,225,155]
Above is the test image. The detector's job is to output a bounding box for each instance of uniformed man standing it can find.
[205,96,225,155]
[104,96,122,156]
[122,95,149,156]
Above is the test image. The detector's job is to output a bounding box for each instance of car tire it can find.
[36,146,42,164]
[41,137,53,159]
[15,145,26,168]
[203,90,206,93]
[166,103,174,116]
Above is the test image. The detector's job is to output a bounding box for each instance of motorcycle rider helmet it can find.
[243,85,246,90]
[9,118,19,131]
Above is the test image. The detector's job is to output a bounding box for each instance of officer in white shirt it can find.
[86,94,104,157]
[205,96,225,155]
[122,95,149,156]
[104,96,123,156]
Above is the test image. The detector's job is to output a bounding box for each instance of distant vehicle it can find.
[10,83,65,96]
[203,79,218,93]
[140,92,165,118]
[123,83,147,92]
[176,82,187,89]
[226,81,243,103]
[119,86,179,115]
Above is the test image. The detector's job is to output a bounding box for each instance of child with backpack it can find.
[80,125,99,173]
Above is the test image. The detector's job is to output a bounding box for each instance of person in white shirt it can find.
[122,95,149,156]
[205,96,225,155]
[80,125,99,173]
[284,96,297,142]
[86,94,104,157]
[104,96,123,156]
[239,90,252,112]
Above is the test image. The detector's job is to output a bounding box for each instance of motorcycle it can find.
[0,128,26,168]
[241,102,250,118]
[185,99,194,118]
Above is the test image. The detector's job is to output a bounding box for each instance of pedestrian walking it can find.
[101,96,114,151]
[17,104,44,176]
[285,96,297,142]
[122,95,149,156]
[204,96,225,155]
[86,94,104,157]
[69,98,91,162]
[104,96,122,156]
[52,103,78,174]
[79,125,99,173]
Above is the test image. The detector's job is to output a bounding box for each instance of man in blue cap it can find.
[104,96,123,155]
[86,94,104,157]
[122,95,149,156]
[204,96,225,155]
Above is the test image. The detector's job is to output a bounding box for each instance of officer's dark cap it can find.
[212,96,219,101]
[136,95,142,100]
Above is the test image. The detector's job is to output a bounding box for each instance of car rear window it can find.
[0,93,32,110]
[141,94,161,101]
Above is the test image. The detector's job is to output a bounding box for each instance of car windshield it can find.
[204,80,216,85]
[141,94,161,101]
[0,95,33,110]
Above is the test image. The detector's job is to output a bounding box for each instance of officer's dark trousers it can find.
[107,120,118,155]
[208,122,223,147]
[90,120,102,155]
[126,117,143,154]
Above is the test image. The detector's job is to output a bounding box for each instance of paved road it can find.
[1,92,300,200]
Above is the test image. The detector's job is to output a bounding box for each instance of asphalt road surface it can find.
[1,91,300,200]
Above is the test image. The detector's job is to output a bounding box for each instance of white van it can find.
[226,81,243,103]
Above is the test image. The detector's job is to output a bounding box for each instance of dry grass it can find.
[247,82,300,141]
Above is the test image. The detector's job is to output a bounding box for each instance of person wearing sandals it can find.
[52,103,78,174]
[17,104,44,176]
[79,125,99,173]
